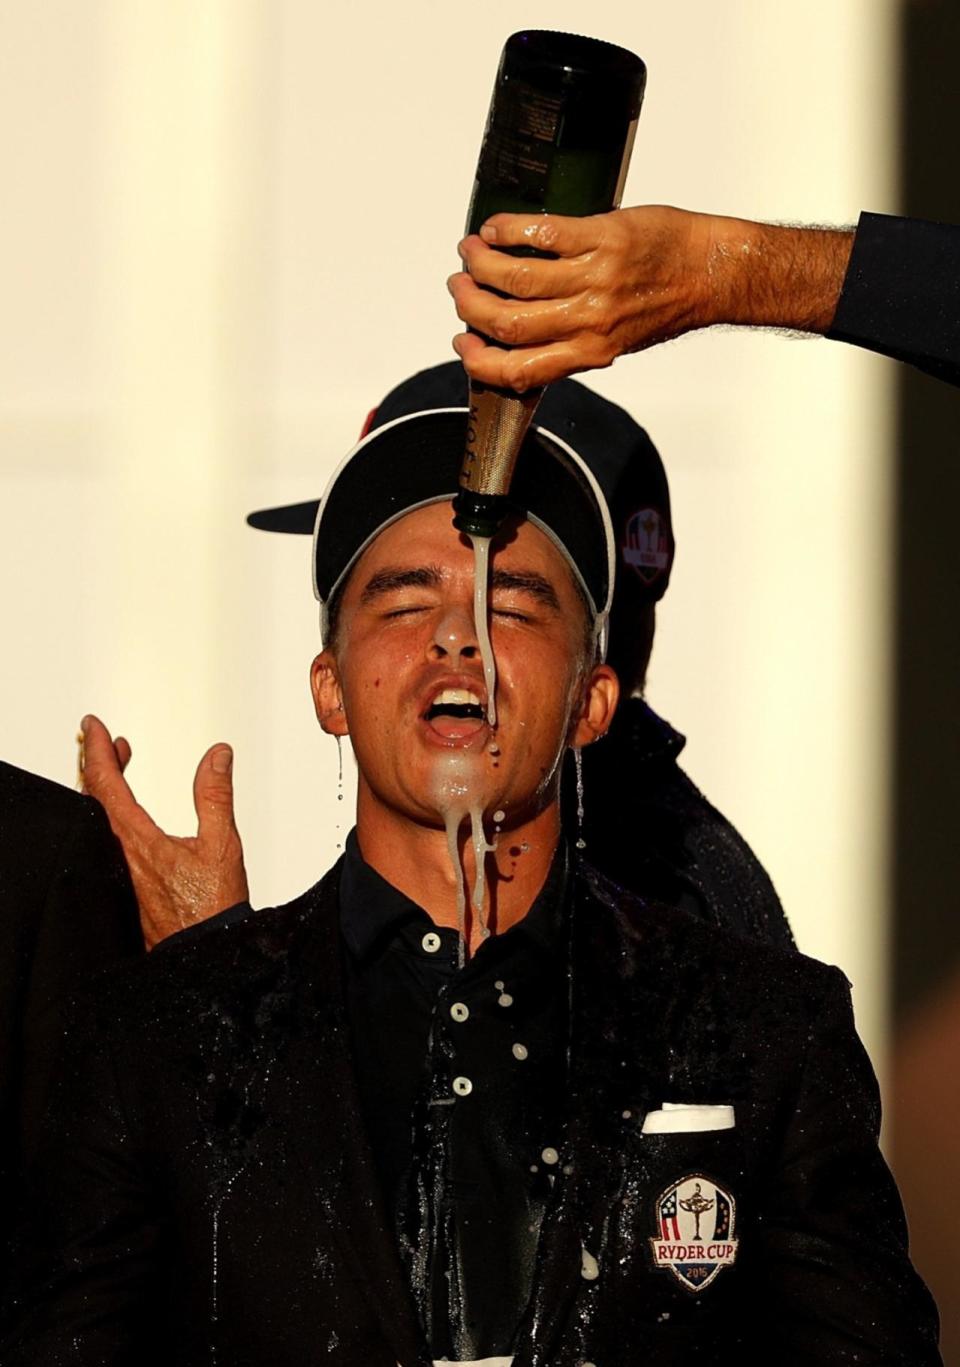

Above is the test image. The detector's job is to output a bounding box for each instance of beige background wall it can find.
[0,1,897,1065]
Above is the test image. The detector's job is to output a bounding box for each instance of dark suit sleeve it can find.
[3,1000,163,1366]
[154,898,256,951]
[18,796,142,1169]
[828,212,960,386]
[760,969,941,1364]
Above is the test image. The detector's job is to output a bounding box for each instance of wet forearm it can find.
[704,216,857,334]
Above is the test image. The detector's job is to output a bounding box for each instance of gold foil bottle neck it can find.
[460,381,544,497]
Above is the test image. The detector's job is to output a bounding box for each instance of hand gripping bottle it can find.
[453,30,646,537]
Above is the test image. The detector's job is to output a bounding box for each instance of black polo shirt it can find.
[339,830,571,1363]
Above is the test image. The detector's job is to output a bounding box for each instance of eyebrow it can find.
[359,566,444,602]
[358,563,561,612]
[490,569,561,611]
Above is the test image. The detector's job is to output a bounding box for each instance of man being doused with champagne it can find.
[5,408,939,1365]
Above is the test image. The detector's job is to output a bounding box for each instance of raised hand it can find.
[79,714,250,949]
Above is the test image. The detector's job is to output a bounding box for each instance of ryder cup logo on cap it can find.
[622,506,670,586]
[649,1174,739,1292]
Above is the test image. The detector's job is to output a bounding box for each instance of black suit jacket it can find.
[0,762,142,1288]
[5,860,940,1365]
[829,212,960,386]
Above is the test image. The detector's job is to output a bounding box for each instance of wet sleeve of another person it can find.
[18,796,142,1168]
[828,212,960,386]
[1,1001,162,1365]
[759,968,942,1365]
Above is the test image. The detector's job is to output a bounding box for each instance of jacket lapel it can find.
[255,869,431,1367]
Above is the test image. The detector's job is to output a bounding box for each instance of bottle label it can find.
[478,80,563,201]
[460,383,544,496]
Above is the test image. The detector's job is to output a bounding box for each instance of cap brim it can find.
[311,408,612,617]
[246,500,318,534]
[246,407,616,661]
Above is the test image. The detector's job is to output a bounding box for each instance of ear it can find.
[570,662,619,749]
[310,651,350,736]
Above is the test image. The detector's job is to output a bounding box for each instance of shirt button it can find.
[421,931,441,953]
[452,1076,473,1097]
[450,1002,470,1023]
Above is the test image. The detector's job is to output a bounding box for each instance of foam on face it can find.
[430,751,495,967]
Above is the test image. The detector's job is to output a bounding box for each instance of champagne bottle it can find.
[453,30,647,538]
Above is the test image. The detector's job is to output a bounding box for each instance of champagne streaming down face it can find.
[431,750,495,967]
[469,533,499,728]
[457,385,543,743]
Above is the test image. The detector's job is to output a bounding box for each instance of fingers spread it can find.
[79,714,161,843]
[81,714,134,807]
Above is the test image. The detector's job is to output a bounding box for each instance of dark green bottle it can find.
[454,31,647,538]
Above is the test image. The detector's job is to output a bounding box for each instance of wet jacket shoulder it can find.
[0,761,142,1290]
[3,868,357,1367]
[577,701,794,949]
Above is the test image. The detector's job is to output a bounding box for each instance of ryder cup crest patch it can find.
[621,507,670,585]
[650,1173,739,1292]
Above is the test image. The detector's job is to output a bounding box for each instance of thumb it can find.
[193,743,249,906]
[193,743,239,832]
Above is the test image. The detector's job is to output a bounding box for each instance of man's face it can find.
[311,500,617,831]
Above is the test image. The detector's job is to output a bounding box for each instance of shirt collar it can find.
[339,828,569,962]
[615,698,687,763]
[339,829,425,960]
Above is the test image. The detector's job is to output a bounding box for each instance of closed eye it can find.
[383,604,431,619]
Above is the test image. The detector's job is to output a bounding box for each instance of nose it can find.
[428,604,479,663]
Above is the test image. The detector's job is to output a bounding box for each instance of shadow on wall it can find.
[891,973,960,1365]
[891,3,960,1361]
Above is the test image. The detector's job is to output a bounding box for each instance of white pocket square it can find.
[640,1102,736,1135]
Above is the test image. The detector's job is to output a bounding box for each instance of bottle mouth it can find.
[452,489,511,539]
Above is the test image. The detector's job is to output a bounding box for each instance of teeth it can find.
[433,688,482,707]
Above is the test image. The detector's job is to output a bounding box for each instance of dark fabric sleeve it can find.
[2,1002,164,1366]
[760,969,941,1365]
[153,898,256,952]
[828,211,960,386]
[17,797,142,1169]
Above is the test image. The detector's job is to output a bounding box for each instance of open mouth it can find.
[423,687,488,740]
